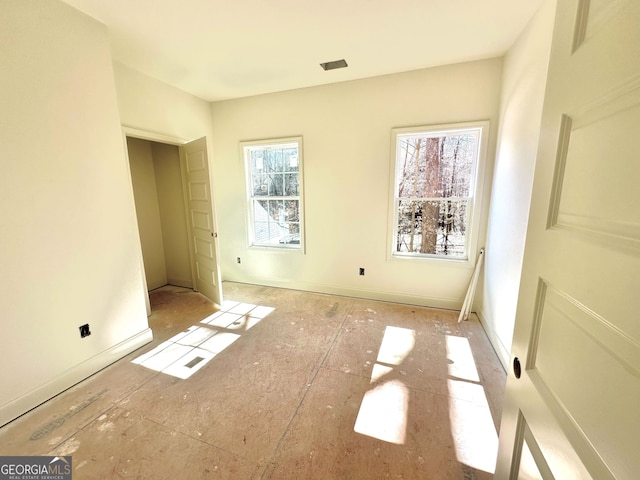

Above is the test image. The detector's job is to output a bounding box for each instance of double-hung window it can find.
[242,137,304,250]
[389,122,487,260]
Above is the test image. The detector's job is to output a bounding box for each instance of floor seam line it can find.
[44,403,118,455]
[259,300,355,480]
[141,415,252,461]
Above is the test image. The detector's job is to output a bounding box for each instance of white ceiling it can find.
[62,0,544,102]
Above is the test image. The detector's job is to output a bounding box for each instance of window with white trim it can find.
[242,137,304,249]
[389,122,487,260]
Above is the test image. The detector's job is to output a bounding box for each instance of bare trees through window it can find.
[393,126,481,258]
[243,138,303,248]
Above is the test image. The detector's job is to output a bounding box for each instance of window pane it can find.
[285,151,299,172]
[280,222,300,245]
[252,173,268,196]
[397,137,437,198]
[263,148,284,173]
[396,199,425,253]
[253,200,286,245]
[397,132,477,199]
[255,199,269,215]
[284,199,299,222]
[251,150,264,175]
[253,198,269,243]
[268,173,284,196]
[267,199,284,223]
[285,173,299,196]
[396,199,468,257]
[254,221,270,244]
[244,138,303,249]
[393,124,482,259]
[437,199,467,257]
[289,222,300,235]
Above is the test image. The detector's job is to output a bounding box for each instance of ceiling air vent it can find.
[320,59,348,71]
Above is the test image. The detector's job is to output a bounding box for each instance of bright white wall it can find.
[127,137,168,290]
[477,0,557,368]
[113,62,222,302]
[113,63,215,143]
[0,0,150,426]
[211,59,502,308]
[151,142,192,288]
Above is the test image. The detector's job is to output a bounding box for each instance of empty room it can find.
[1,0,638,479]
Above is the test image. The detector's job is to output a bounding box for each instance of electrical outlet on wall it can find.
[79,324,91,338]
[237,257,241,264]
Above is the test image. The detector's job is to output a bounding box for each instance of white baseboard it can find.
[223,277,463,311]
[167,278,193,289]
[0,328,153,428]
[475,308,509,371]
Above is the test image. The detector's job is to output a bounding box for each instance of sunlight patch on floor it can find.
[354,326,415,444]
[201,304,274,331]
[446,334,498,474]
[354,379,409,445]
[132,301,273,379]
[446,334,480,382]
[377,326,416,366]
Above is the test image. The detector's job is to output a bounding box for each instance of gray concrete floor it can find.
[0,282,506,479]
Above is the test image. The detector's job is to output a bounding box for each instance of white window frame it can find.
[241,136,305,251]
[387,121,489,263]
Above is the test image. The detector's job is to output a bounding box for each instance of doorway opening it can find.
[127,137,193,297]
[125,130,222,314]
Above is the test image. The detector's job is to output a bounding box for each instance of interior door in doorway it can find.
[180,137,222,306]
[496,1,640,479]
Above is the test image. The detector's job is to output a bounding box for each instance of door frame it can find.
[122,126,221,314]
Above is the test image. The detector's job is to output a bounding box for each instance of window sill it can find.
[249,244,305,254]
[389,252,474,267]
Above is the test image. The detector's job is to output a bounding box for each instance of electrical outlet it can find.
[79,324,91,338]
[237,257,241,264]
[359,267,365,276]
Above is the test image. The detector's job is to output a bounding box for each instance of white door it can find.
[180,137,222,306]
[496,1,640,479]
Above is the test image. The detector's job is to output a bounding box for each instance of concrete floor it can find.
[0,282,506,479]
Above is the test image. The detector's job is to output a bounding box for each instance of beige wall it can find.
[211,59,502,308]
[152,142,192,288]
[478,0,557,368]
[0,0,150,425]
[127,137,168,290]
[127,139,193,291]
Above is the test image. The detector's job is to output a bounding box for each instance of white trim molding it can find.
[0,328,153,428]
